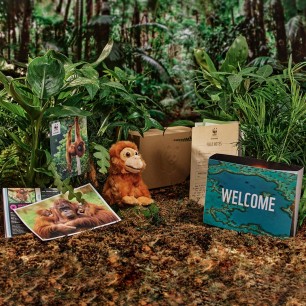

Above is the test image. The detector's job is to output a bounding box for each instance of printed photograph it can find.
[14,184,121,241]
[50,116,90,179]
[7,188,36,204]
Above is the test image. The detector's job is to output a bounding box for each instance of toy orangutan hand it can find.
[102,141,154,207]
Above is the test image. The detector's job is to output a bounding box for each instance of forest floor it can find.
[0,181,306,306]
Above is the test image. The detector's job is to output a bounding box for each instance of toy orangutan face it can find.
[120,147,145,174]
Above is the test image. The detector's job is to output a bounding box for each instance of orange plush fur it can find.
[102,141,154,206]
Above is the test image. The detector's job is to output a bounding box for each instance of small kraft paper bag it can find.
[189,120,240,205]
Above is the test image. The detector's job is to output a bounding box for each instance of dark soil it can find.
[0,181,306,306]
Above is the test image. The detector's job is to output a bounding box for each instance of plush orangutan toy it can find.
[102,141,154,207]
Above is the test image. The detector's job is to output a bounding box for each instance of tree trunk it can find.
[56,0,64,14]
[85,0,93,60]
[6,1,11,60]
[12,0,17,60]
[289,16,306,63]
[243,0,268,59]
[63,0,72,31]
[74,0,83,60]
[78,0,84,60]
[255,0,268,57]
[95,0,102,15]
[18,0,32,63]
[270,0,288,62]
[133,1,142,74]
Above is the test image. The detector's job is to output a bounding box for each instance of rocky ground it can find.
[0,181,306,305]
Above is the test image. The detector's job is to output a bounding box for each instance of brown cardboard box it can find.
[129,127,192,189]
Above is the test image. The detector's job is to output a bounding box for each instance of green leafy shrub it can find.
[0,41,167,189]
[194,36,306,167]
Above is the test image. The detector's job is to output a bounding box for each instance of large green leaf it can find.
[44,106,92,118]
[220,35,249,72]
[256,65,273,78]
[5,129,31,152]
[93,144,110,174]
[143,117,164,132]
[0,100,26,117]
[67,76,99,89]
[194,48,217,73]
[10,81,34,105]
[228,74,243,92]
[168,120,195,127]
[80,65,99,79]
[9,81,41,119]
[27,51,65,99]
[91,39,114,68]
[102,81,127,92]
[84,84,99,99]
[0,70,10,92]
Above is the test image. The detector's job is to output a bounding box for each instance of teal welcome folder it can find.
[203,154,304,237]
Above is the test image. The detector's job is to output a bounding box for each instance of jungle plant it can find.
[0,42,112,187]
[194,36,306,168]
[91,65,165,142]
[193,35,251,119]
[234,58,306,166]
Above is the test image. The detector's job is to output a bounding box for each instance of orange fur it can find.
[34,200,119,239]
[102,141,154,206]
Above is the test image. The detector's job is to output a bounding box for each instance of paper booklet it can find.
[203,154,304,237]
[2,188,60,238]
[14,184,121,241]
[189,119,240,205]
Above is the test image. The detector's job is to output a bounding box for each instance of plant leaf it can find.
[93,144,110,174]
[27,51,65,99]
[0,70,10,91]
[8,81,42,119]
[168,120,194,127]
[137,52,170,82]
[44,106,92,118]
[228,74,243,92]
[0,100,26,117]
[5,129,31,152]
[91,39,114,68]
[102,81,127,92]
[220,35,249,72]
[194,48,217,73]
[256,65,273,78]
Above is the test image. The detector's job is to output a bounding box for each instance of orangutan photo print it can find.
[50,116,90,179]
[14,184,121,241]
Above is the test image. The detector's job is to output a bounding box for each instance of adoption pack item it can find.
[14,184,121,241]
[102,141,154,207]
[189,120,240,205]
[50,116,89,179]
[2,188,60,238]
[204,154,304,237]
[129,126,192,189]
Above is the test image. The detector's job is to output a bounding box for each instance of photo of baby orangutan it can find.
[14,184,121,241]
